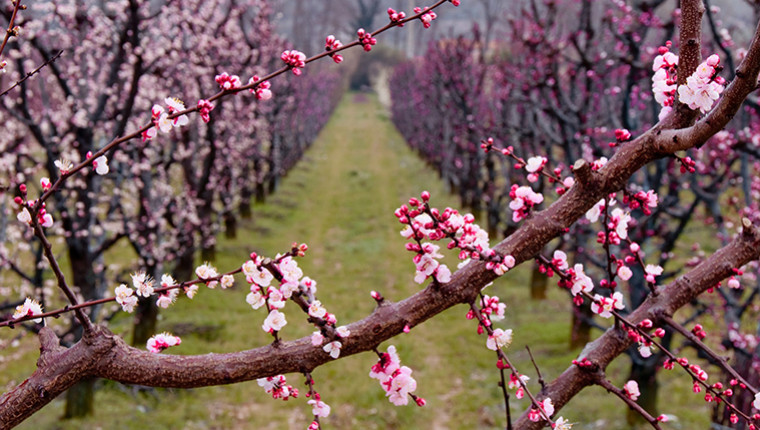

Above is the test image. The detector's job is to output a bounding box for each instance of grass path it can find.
[9,93,710,429]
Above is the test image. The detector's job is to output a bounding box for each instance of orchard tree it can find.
[3,0,760,429]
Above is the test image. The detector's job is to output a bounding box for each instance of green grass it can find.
[2,93,713,429]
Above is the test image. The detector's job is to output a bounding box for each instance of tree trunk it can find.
[239,196,253,219]
[132,296,159,347]
[570,304,593,349]
[224,212,237,239]
[201,244,216,262]
[255,182,267,203]
[530,260,548,300]
[64,377,95,418]
[64,244,98,417]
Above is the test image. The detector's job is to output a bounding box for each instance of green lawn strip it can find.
[6,93,711,429]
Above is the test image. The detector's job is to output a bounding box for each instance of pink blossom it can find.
[591,292,625,318]
[617,265,633,281]
[570,264,594,296]
[246,289,265,309]
[308,300,328,318]
[308,399,331,417]
[13,298,43,323]
[644,264,663,283]
[552,250,569,271]
[146,332,181,353]
[131,271,154,297]
[623,380,640,401]
[486,328,513,350]
[311,331,324,346]
[262,309,287,333]
[387,366,417,405]
[323,340,342,358]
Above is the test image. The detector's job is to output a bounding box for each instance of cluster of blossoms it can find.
[387,7,406,24]
[15,197,53,228]
[197,99,215,123]
[257,375,298,401]
[652,43,725,118]
[114,264,218,313]
[12,298,43,323]
[324,35,343,64]
[369,345,423,406]
[467,294,506,328]
[413,7,437,28]
[526,398,572,429]
[622,189,658,215]
[214,72,242,90]
[146,332,181,353]
[397,191,516,280]
[627,319,658,358]
[528,397,554,422]
[143,97,190,141]
[357,28,377,51]
[248,75,273,101]
[509,184,544,222]
[523,156,547,182]
[281,50,306,75]
[677,54,725,113]
[590,291,625,318]
[651,43,679,120]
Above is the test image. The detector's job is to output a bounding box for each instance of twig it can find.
[1,49,63,97]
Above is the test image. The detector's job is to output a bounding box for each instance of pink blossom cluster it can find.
[143,97,190,141]
[243,253,304,332]
[197,99,215,123]
[590,291,625,318]
[413,7,437,28]
[248,75,272,100]
[627,319,656,358]
[508,373,530,399]
[522,156,547,182]
[12,298,43,323]
[146,332,181,353]
[397,192,519,278]
[651,43,679,120]
[677,54,725,113]
[257,375,298,401]
[509,184,544,222]
[467,294,506,327]
[281,50,306,75]
[387,8,406,24]
[622,189,658,215]
[214,72,242,90]
[357,28,377,52]
[15,195,53,229]
[369,345,422,406]
[595,208,631,245]
[324,35,343,64]
[528,397,554,422]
